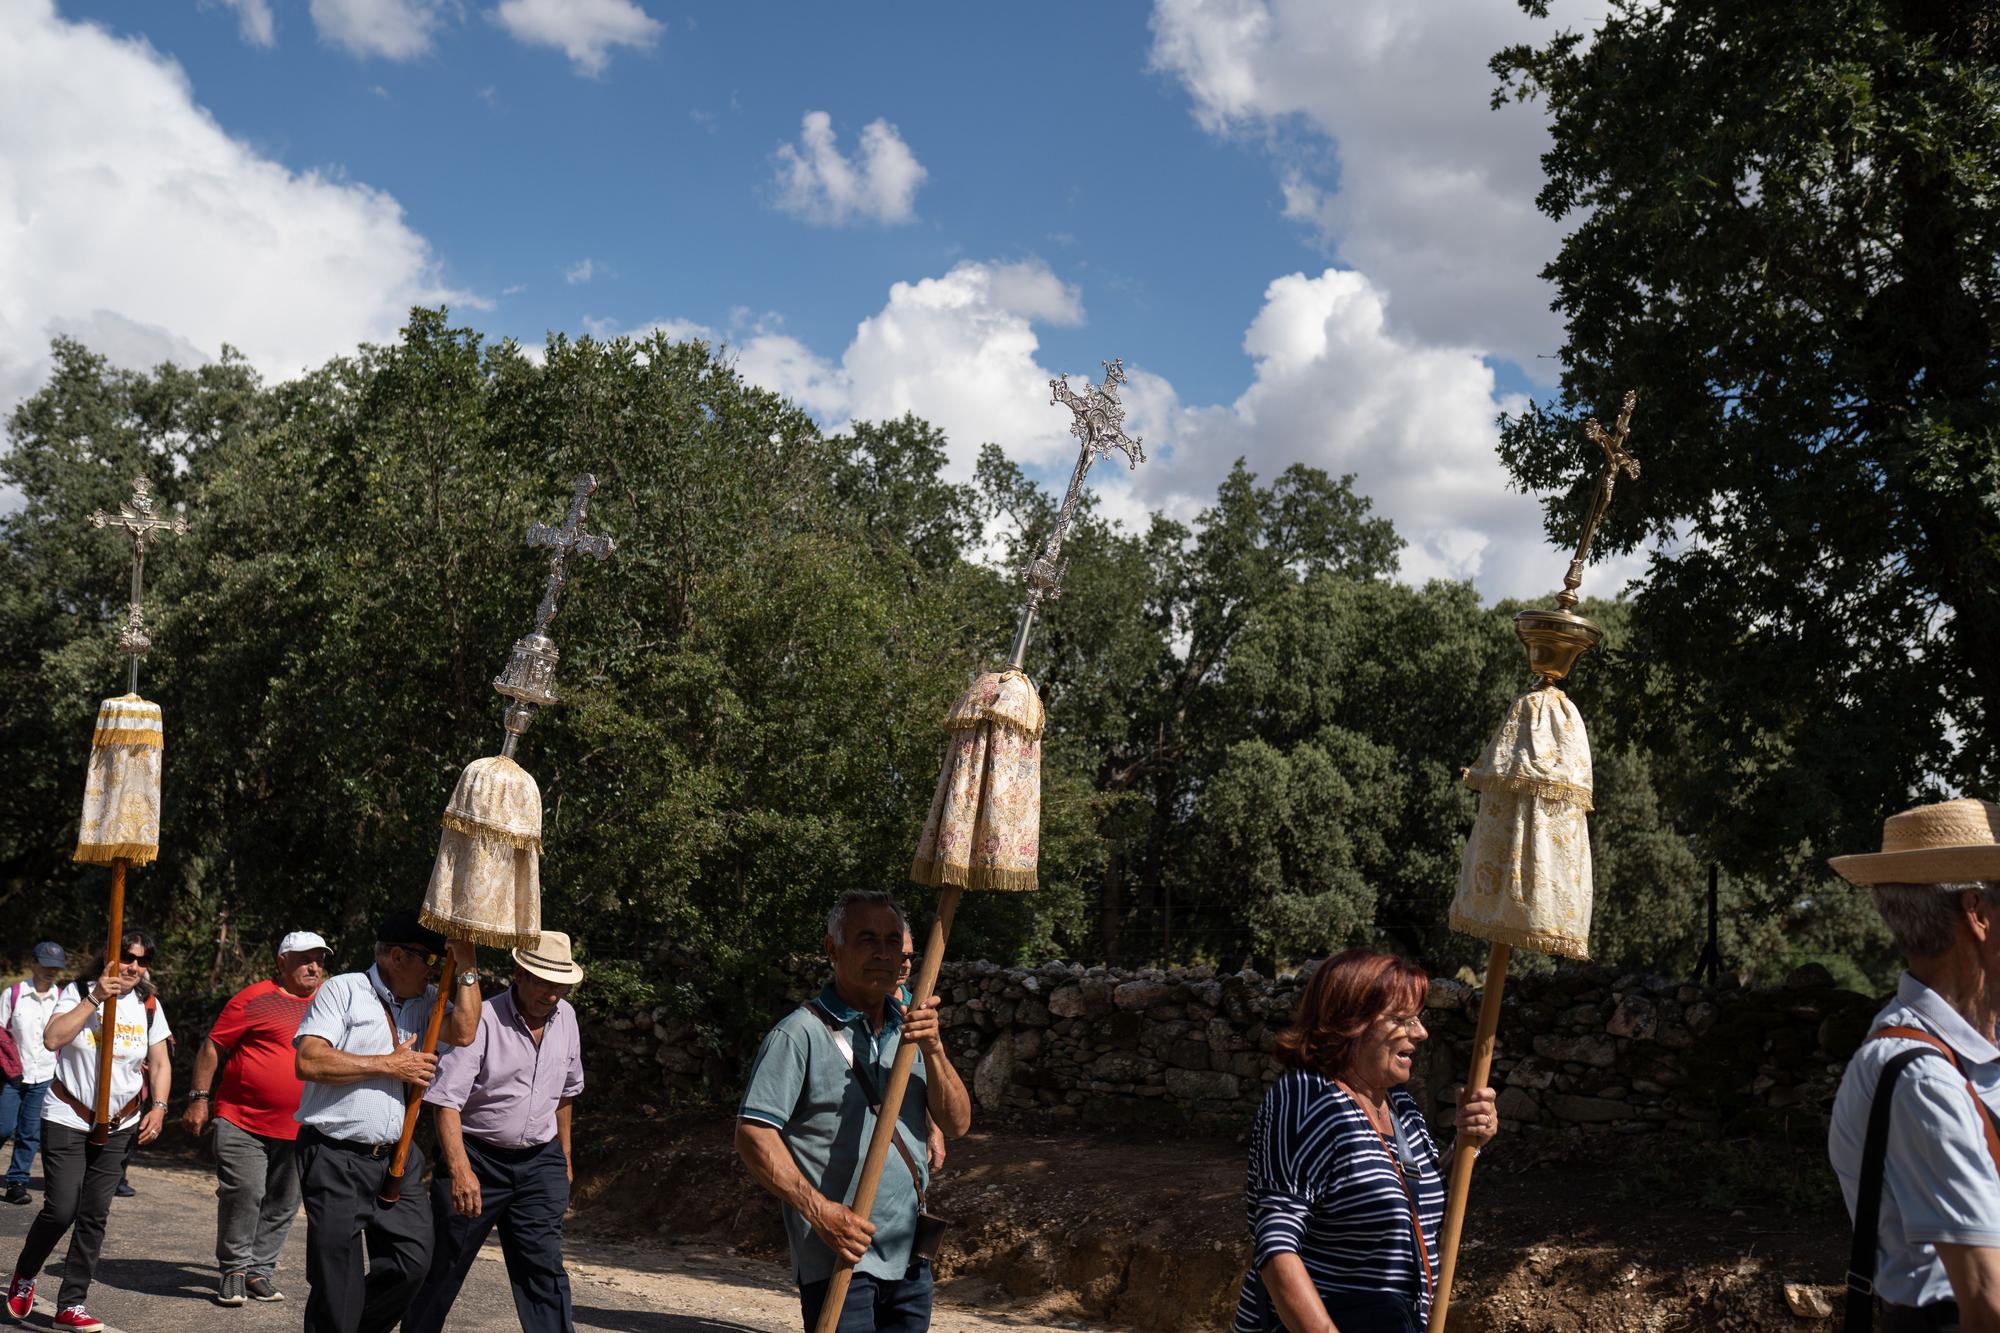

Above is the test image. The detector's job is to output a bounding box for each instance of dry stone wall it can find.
[591,958,1881,1141]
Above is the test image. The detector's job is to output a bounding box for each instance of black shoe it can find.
[243,1276,283,1303]
[113,1181,134,1198]
[1,1186,27,1206]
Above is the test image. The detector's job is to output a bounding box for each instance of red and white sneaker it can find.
[53,1306,102,1331]
[3,1273,31,1321]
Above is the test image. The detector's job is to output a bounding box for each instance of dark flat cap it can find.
[376,909,447,955]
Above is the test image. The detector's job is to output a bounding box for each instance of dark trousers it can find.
[11,1121,134,1308]
[1881,1301,1961,1332]
[798,1261,933,1333]
[403,1136,572,1333]
[296,1127,433,1333]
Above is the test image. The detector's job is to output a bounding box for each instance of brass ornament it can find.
[1516,390,1641,684]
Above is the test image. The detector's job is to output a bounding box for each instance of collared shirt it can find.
[739,982,932,1284]
[0,981,65,1085]
[42,986,171,1135]
[293,966,440,1145]
[424,988,583,1148]
[1830,973,2000,1308]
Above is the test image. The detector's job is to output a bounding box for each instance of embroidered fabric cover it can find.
[909,670,1044,893]
[421,754,542,948]
[74,695,163,866]
[1448,687,1594,960]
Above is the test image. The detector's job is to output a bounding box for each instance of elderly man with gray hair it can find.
[1829,798,2000,1333]
[735,890,971,1333]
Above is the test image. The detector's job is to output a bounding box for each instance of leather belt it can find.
[50,1080,140,1128]
[301,1125,400,1159]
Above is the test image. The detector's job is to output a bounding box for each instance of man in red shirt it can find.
[182,931,329,1308]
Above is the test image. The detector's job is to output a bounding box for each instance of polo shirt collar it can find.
[1898,971,2000,1065]
[816,981,902,1032]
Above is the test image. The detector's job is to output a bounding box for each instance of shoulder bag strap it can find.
[802,1001,928,1208]
[376,992,411,1108]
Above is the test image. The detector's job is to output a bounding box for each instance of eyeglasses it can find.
[900,952,918,965]
[120,950,151,966]
[393,945,441,968]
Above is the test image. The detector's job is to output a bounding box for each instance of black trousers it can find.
[12,1121,134,1308]
[403,1135,572,1333]
[296,1127,433,1333]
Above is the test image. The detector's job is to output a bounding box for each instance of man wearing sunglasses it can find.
[291,911,479,1333]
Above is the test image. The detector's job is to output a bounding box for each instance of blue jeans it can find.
[798,1261,933,1333]
[0,1079,49,1188]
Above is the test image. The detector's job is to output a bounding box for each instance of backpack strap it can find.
[800,999,927,1209]
[1844,1026,2000,1333]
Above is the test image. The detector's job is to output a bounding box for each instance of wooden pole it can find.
[811,886,961,1333]
[377,958,452,1205]
[87,858,128,1147]
[1427,942,1510,1333]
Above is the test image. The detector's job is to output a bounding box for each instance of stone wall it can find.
[588,958,1881,1142]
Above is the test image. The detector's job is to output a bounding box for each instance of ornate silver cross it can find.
[88,477,190,693]
[493,475,616,756]
[1004,359,1146,670]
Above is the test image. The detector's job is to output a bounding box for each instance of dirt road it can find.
[0,1158,1098,1332]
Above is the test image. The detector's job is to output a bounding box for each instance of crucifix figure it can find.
[493,474,616,755]
[1555,389,1642,611]
[88,476,190,694]
[1004,359,1146,670]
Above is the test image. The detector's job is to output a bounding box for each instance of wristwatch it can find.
[456,970,480,989]
[187,1090,211,1101]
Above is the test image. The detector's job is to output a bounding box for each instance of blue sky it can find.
[3,0,1620,599]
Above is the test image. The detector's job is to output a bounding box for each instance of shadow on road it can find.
[573,1307,769,1332]
[82,1256,220,1301]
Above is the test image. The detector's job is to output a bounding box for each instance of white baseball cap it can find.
[277,931,330,956]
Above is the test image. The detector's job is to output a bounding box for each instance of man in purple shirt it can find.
[401,932,584,1333]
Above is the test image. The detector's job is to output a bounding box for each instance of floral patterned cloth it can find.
[1448,687,1594,960]
[75,695,163,866]
[422,754,542,948]
[909,671,1044,892]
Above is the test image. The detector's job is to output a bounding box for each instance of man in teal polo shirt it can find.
[736,891,971,1332]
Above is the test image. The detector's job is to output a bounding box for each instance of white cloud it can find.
[310,0,447,59]
[491,0,662,76]
[205,0,276,47]
[1148,0,1611,377]
[565,258,597,285]
[0,0,461,420]
[772,111,927,227]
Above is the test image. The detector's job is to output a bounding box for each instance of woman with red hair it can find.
[1233,949,1498,1333]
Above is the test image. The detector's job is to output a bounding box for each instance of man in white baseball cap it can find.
[183,930,331,1307]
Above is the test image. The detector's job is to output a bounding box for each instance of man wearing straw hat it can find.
[291,911,479,1333]
[736,890,971,1333]
[402,931,585,1333]
[1828,798,2000,1333]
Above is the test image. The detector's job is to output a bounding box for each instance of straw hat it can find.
[1828,798,2000,885]
[512,931,584,985]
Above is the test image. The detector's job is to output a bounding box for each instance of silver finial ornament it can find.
[493,474,616,756]
[1003,360,1145,670]
[88,477,190,694]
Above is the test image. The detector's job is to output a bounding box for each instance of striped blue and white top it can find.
[1233,1069,1444,1332]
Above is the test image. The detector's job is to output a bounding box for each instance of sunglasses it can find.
[391,945,442,968]
[120,950,151,966]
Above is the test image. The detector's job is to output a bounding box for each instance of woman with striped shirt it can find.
[1234,950,1498,1333]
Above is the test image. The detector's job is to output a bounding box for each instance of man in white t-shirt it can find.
[3,929,170,1333]
[1828,799,2000,1333]
[0,942,69,1205]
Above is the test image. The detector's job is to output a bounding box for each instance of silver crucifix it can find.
[1004,359,1146,670]
[88,477,189,694]
[492,474,616,756]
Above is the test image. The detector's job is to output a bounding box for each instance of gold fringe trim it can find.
[439,813,542,852]
[74,843,160,866]
[908,858,1038,893]
[1448,911,1590,961]
[417,907,539,950]
[91,728,163,750]
[1461,769,1594,812]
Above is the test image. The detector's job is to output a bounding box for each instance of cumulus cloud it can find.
[309,0,448,59]
[772,111,927,227]
[1148,0,1611,376]
[0,0,460,420]
[205,0,276,47]
[492,0,662,76]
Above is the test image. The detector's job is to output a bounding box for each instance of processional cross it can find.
[1554,390,1642,612]
[493,474,616,756]
[88,477,189,693]
[1006,360,1146,669]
